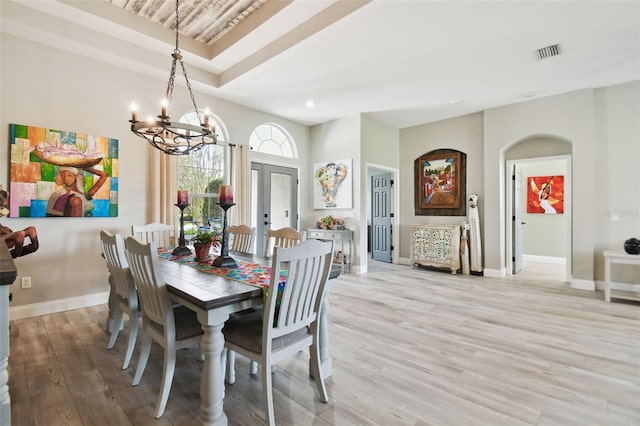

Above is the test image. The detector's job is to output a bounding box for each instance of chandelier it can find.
[129,0,217,155]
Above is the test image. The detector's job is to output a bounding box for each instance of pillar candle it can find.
[219,185,233,204]
[177,189,188,205]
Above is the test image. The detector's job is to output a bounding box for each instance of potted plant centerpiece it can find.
[192,231,221,262]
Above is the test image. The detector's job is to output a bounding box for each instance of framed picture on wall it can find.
[313,158,352,209]
[527,175,564,214]
[8,123,118,218]
[414,149,466,216]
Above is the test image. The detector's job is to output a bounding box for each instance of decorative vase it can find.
[194,243,212,262]
[624,238,640,255]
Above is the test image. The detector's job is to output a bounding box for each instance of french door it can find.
[251,163,298,254]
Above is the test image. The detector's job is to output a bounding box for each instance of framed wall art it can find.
[527,175,564,214]
[313,158,352,209]
[414,149,466,216]
[8,123,118,218]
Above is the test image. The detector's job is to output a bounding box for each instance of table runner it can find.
[158,248,287,292]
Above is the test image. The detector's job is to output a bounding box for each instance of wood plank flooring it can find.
[8,261,639,425]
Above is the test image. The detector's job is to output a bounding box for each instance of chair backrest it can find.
[100,230,137,303]
[131,223,175,247]
[124,237,174,329]
[265,239,333,340]
[228,224,255,254]
[263,227,304,257]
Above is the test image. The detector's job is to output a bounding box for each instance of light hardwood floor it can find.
[8,262,639,425]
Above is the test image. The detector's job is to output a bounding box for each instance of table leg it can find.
[198,311,229,426]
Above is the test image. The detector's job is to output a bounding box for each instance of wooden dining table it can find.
[157,251,339,426]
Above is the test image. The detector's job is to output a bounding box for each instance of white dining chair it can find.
[131,222,175,247]
[263,226,304,257]
[228,224,255,254]
[224,239,333,425]
[99,230,140,370]
[124,237,203,419]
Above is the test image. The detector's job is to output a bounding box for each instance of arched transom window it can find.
[249,123,297,158]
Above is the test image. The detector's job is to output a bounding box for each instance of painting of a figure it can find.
[418,152,460,209]
[527,175,564,214]
[8,123,118,218]
[314,158,352,209]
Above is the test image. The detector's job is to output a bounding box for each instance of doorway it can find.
[251,163,298,255]
[366,164,399,271]
[506,155,571,282]
[371,172,392,262]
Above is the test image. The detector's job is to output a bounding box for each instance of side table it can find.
[603,250,640,302]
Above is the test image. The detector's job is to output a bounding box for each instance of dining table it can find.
[156,249,339,426]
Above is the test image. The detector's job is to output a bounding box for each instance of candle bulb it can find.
[178,189,188,205]
[161,99,168,117]
[130,103,138,121]
[203,108,210,126]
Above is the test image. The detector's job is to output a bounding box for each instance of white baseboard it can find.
[570,278,595,291]
[9,291,110,321]
[523,254,566,264]
[595,280,639,292]
[483,268,505,278]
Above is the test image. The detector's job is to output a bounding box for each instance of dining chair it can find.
[228,224,255,254]
[131,222,175,247]
[224,239,333,425]
[124,237,204,419]
[263,226,304,257]
[99,230,140,370]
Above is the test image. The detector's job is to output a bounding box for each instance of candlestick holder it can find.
[212,202,237,268]
[172,203,192,256]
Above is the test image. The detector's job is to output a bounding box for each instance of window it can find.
[249,123,297,158]
[177,110,227,234]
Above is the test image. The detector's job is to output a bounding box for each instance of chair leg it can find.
[132,330,152,386]
[226,349,236,384]
[155,343,177,418]
[262,359,276,426]
[107,309,123,349]
[310,340,328,403]
[122,314,139,369]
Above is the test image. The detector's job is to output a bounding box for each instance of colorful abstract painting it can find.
[313,158,352,209]
[8,123,118,218]
[527,175,564,214]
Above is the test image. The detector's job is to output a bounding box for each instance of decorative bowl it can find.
[624,237,640,255]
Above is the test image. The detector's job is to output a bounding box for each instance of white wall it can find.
[1,33,311,315]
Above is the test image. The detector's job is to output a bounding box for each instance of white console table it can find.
[603,250,640,302]
[307,228,353,273]
[0,244,18,425]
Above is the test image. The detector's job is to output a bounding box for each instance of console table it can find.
[603,250,640,302]
[410,224,461,274]
[307,228,353,273]
[0,244,18,425]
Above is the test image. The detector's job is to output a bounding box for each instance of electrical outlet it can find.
[21,276,31,289]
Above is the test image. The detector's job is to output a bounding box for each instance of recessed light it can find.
[305,100,315,108]
[449,99,461,105]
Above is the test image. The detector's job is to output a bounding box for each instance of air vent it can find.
[537,44,561,60]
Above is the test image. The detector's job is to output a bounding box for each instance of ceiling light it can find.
[128,0,217,155]
[305,100,315,108]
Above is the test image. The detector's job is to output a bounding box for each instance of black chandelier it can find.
[129,0,216,155]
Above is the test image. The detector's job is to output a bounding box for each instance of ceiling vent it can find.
[536,44,561,60]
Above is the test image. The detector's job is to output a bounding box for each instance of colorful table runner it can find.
[158,247,286,291]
